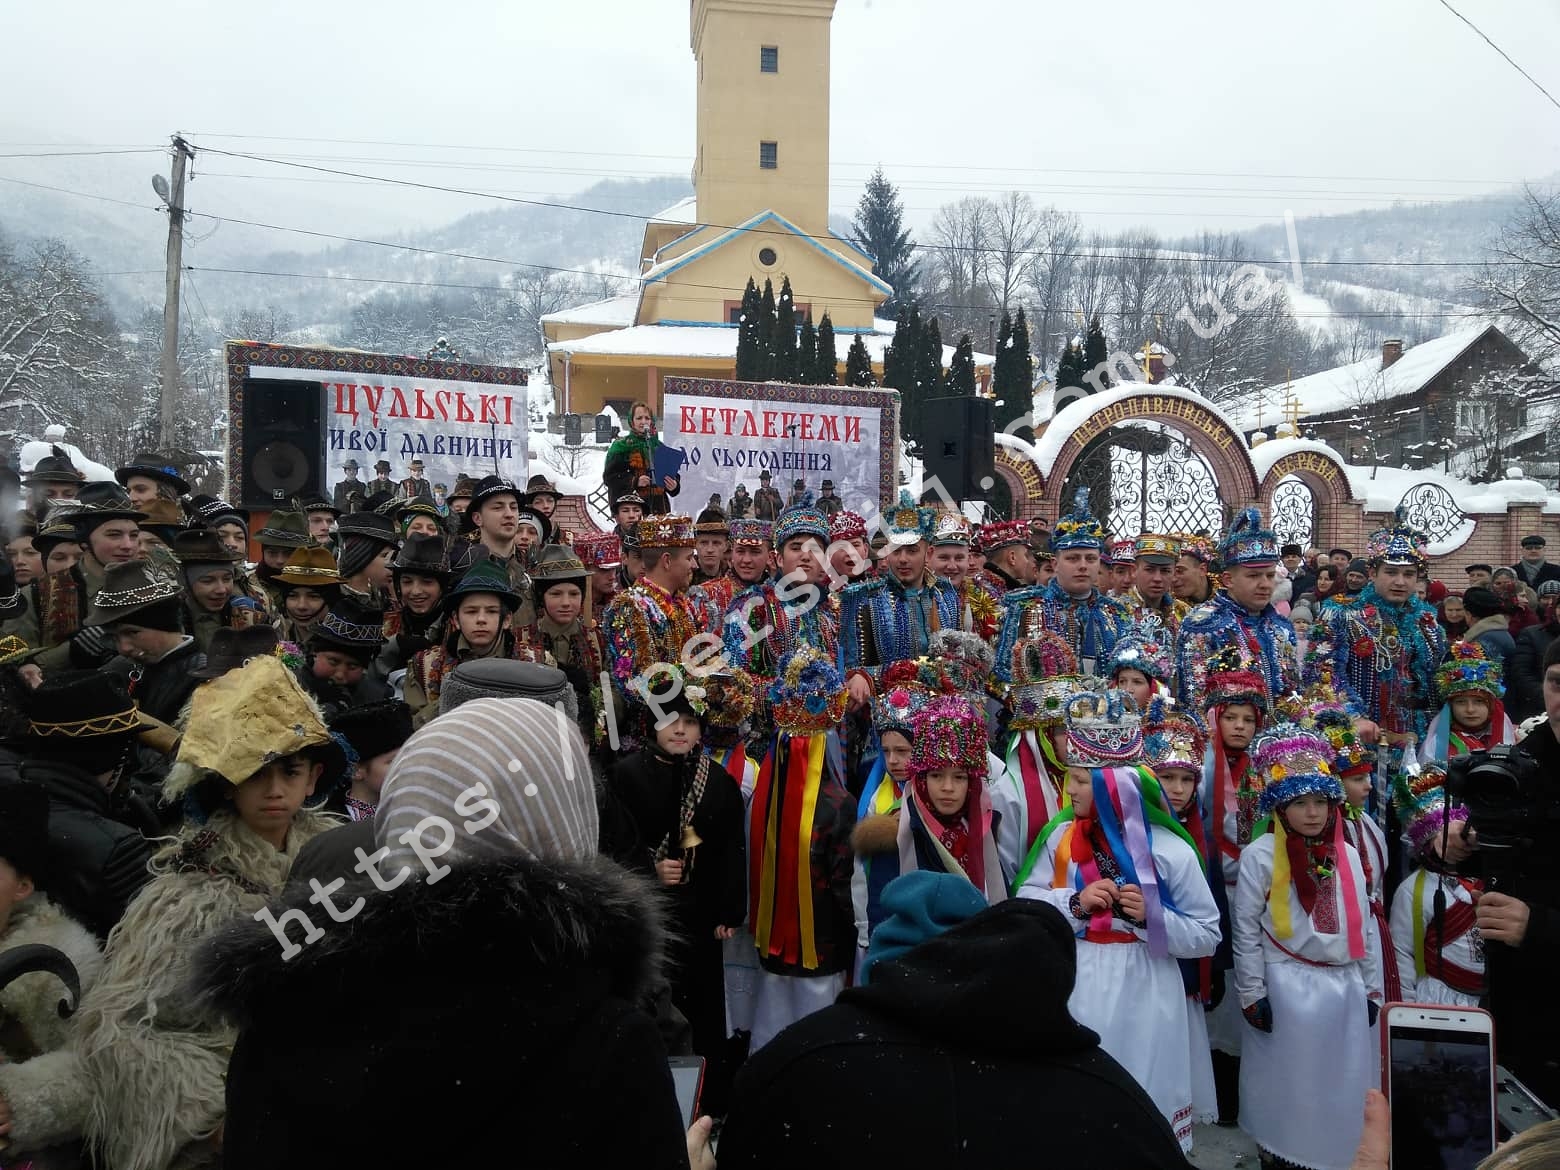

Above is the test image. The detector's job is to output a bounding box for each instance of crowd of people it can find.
[0,406,1556,1170]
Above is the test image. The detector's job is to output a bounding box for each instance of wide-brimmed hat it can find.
[24,446,84,485]
[298,493,341,518]
[448,474,479,502]
[74,501,143,537]
[115,455,190,496]
[339,459,360,472]
[84,561,183,627]
[531,543,589,585]
[192,625,284,680]
[171,528,241,568]
[134,497,185,534]
[391,533,451,578]
[445,555,521,612]
[190,494,250,528]
[308,595,386,656]
[373,460,392,474]
[0,635,31,667]
[277,545,343,589]
[253,510,312,549]
[33,518,81,557]
[469,475,522,512]
[21,669,144,742]
[394,499,443,529]
[171,655,341,793]
[329,699,415,765]
[524,474,561,504]
[335,509,399,546]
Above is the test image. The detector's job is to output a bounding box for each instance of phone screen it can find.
[669,1057,705,1128]
[1389,1025,1496,1170]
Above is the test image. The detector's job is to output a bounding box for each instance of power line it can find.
[1437,0,1560,114]
[0,148,166,159]
[0,173,163,213]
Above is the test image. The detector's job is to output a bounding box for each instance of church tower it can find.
[691,0,836,234]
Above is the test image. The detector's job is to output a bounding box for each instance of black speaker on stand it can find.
[921,396,995,502]
[239,379,324,509]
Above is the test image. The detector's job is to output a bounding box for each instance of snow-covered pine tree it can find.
[850,167,920,314]
[815,313,837,384]
[757,278,778,380]
[1083,316,1110,388]
[845,334,875,386]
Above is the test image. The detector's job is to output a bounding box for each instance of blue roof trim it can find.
[644,210,893,296]
[830,232,878,266]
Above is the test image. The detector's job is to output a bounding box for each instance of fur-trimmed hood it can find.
[192,852,668,1027]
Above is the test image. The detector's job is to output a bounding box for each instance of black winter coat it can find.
[194,853,690,1170]
[104,640,204,726]
[717,899,1187,1170]
[1509,621,1557,722]
[0,751,153,940]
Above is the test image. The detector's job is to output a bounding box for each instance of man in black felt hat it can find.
[298,494,341,550]
[334,509,399,607]
[399,459,433,503]
[115,455,189,507]
[754,469,783,522]
[611,492,644,545]
[15,501,145,673]
[1514,533,1560,590]
[0,671,156,939]
[22,446,85,514]
[87,561,205,729]
[300,594,391,719]
[787,477,808,509]
[452,476,536,625]
[332,458,362,513]
[375,532,451,677]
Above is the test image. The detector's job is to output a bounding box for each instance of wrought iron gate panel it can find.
[1398,482,1466,544]
[1065,426,1222,539]
[1271,475,1315,548]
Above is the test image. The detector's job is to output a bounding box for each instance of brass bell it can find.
[680,825,703,852]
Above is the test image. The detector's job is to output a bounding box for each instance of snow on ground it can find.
[19,438,114,481]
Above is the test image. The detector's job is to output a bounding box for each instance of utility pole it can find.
[158,135,193,451]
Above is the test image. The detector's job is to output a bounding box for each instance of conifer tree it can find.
[1056,337,1085,390]
[1083,315,1110,388]
[884,305,922,452]
[844,334,875,386]
[993,308,1035,440]
[757,278,777,380]
[947,334,977,397]
[735,277,763,382]
[815,313,837,384]
[795,318,818,386]
[773,277,799,382]
[849,167,920,314]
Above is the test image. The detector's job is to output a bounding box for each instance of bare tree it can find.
[1478,185,1560,365]
[1024,206,1081,360]
[225,303,295,343]
[1109,230,1169,346]
[511,269,585,361]
[984,192,1042,313]
[924,197,995,333]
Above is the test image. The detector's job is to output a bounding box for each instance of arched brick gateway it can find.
[991,445,1046,521]
[1256,444,1363,552]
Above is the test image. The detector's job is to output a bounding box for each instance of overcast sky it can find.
[4,0,1559,242]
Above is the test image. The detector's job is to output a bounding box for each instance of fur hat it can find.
[694,508,729,536]
[440,660,578,720]
[329,699,415,765]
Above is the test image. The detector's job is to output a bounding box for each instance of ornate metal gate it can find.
[1398,482,1467,544]
[1063,424,1223,540]
[1271,475,1315,548]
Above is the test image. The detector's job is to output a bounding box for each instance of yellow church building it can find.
[543,0,991,420]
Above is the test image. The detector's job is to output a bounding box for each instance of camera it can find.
[1445,744,1560,885]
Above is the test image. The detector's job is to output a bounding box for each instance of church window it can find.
[761,45,779,72]
[760,141,778,169]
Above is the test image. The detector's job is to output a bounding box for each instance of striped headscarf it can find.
[375,697,598,869]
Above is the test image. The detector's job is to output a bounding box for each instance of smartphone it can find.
[1383,1003,1497,1170]
[669,1055,706,1128]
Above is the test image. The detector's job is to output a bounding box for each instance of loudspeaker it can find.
[922,396,995,502]
[240,378,324,508]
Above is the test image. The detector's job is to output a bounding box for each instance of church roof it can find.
[640,208,892,296]
[547,320,992,369]
[539,294,640,328]
[648,196,698,225]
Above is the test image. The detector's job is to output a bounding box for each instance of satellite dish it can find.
[151,174,170,203]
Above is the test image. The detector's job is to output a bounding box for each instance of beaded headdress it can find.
[636,514,697,549]
[907,693,989,781]
[883,489,936,548]
[728,518,773,548]
[1105,623,1173,687]
[930,511,974,547]
[1175,533,1215,566]
[641,661,757,730]
[1108,538,1138,566]
[1005,632,1083,732]
[1435,639,1505,701]
[1251,722,1342,816]
[1275,682,1374,779]
[976,519,1029,555]
[921,629,994,697]
[871,682,933,738]
[1134,533,1180,565]
[1202,645,1270,714]
[1366,505,1428,568]
[768,644,849,735]
[1393,762,1467,857]
[573,530,622,569]
[829,509,868,543]
[1063,688,1145,767]
[773,501,830,549]
[1219,507,1280,568]
[1050,488,1106,553]
[1144,710,1206,775]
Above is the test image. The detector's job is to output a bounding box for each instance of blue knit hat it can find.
[1050,488,1106,553]
[1219,507,1280,568]
[861,871,989,984]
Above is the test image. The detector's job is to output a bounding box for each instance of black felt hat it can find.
[308,595,386,658]
[115,455,190,497]
[192,626,283,680]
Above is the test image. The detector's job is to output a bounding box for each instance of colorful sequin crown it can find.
[930,510,974,547]
[1173,533,1214,565]
[768,644,848,735]
[1006,633,1082,732]
[976,519,1029,555]
[1051,487,1106,553]
[573,530,622,569]
[884,490,936,547]
[908,693,989,780]
[1106,538,1138,566]
[872,682,933,737]
[1251,722,1342,816]
[1274,682,1375,778]
[1436,639,1504,701]
[1203,645,1270,714]
[729,517,773,548]
[1144,710,1206,774]
[1220,507,1280,568]
[773,503,830,549]
[1106,624,1173,686]
[1366,505,1428,568]
[1393,761,1466,856]
[636,514,696,549]
[829,509,868,543]
[1063,688,1145,767]
[652,662,757,730]
[923,629,994,695]
[1134,533,1180,564]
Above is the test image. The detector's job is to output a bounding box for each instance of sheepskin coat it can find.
[73,807,337,1170]
[0,895,103,1162]
[190,853,691,1170]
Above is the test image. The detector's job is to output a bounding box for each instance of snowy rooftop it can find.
[1027,384,1247,480]
[539,294,640,329]
[648,196,698,225]
[548,322,994,368]
[1224,325,1493,432]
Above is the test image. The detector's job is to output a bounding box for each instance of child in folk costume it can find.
[1144,708,1226,1134]
[1419,639,1517,764]
[747,645,858,1053]
[1107,621,1175,714]
[1234,723,1380,1170]
[896,694,1007,903]
[992,631,1080,887]
[1390,764,1487,1008]
[851,683,932,962]
[1017,688,1222,1153]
